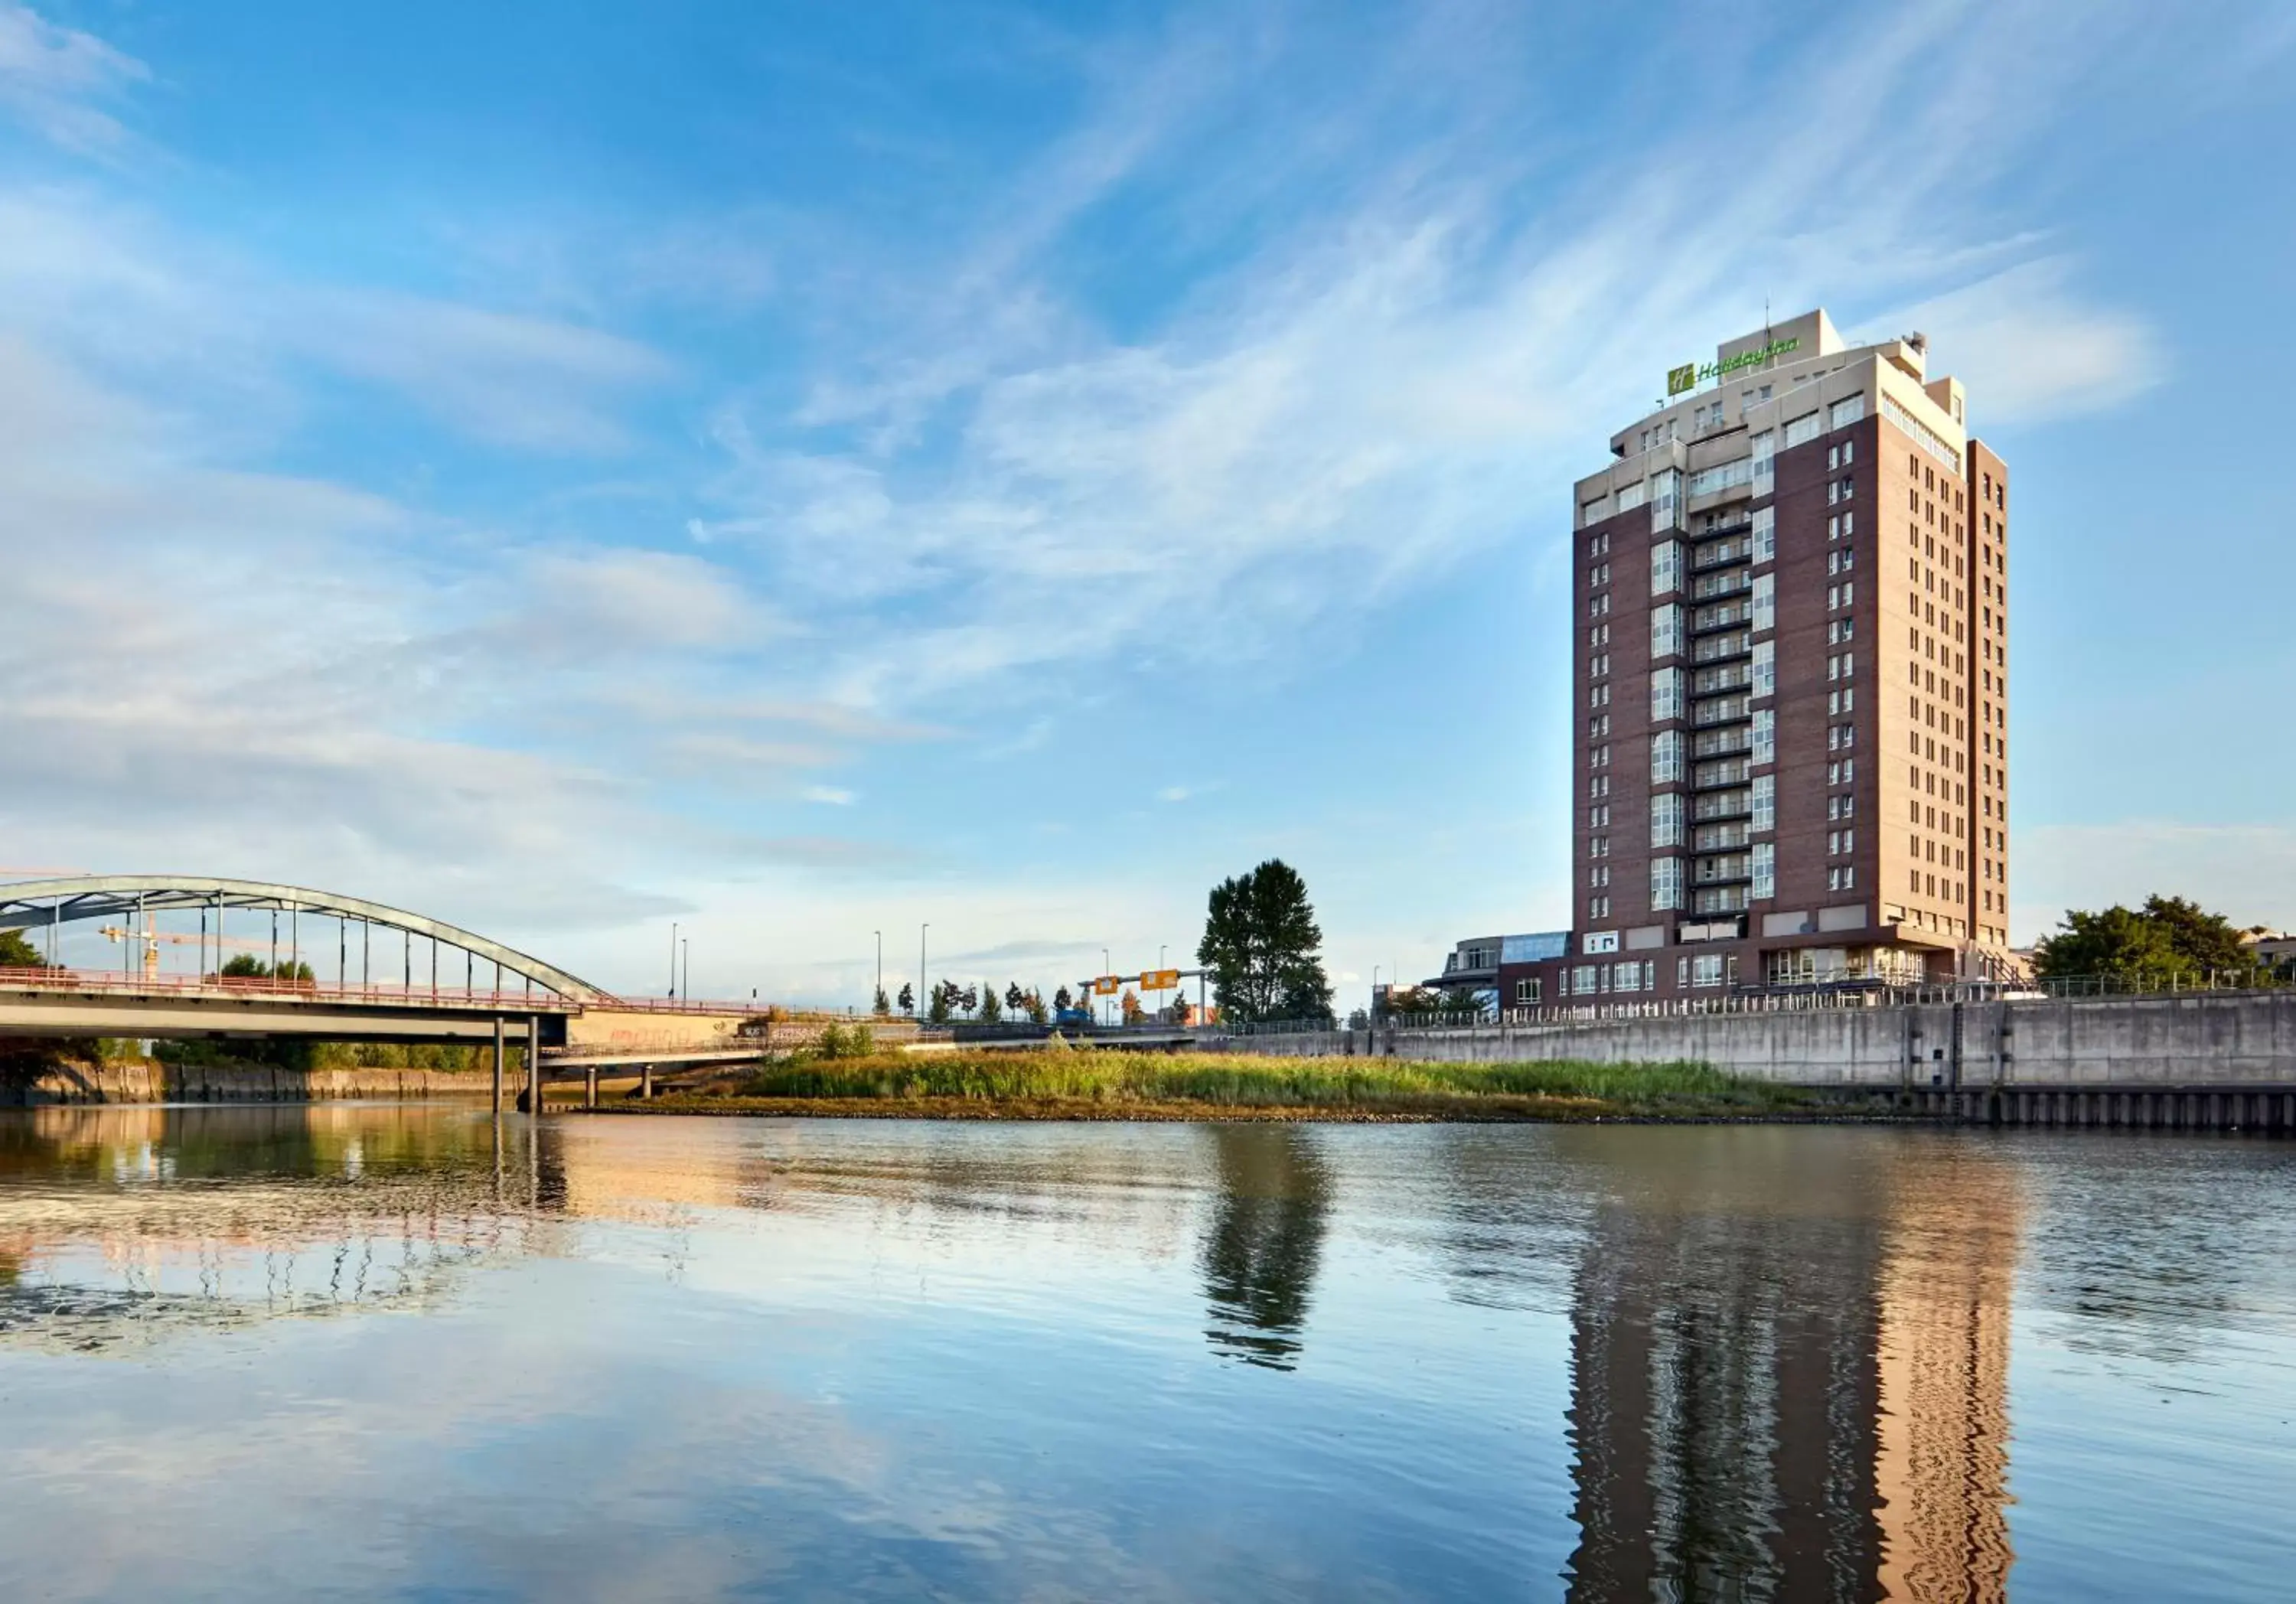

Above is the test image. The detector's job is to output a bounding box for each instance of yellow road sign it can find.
[1140,969,1181,990]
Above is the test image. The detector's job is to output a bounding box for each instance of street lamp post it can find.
[920,924,928,1019]
[669,922,679,999]
[874,930,882,1014]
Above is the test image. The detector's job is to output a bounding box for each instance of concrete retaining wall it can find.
[1218,991,2296,1093]
[2,1058,495,1106]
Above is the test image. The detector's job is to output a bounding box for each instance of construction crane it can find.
[99,924,272,980]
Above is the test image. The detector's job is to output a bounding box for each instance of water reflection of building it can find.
[1199,1126,1331,1370]
[1871,1152,2016,1604]
[1561,1132,2017,1602]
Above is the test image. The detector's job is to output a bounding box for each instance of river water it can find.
[2,1107,2291,1602]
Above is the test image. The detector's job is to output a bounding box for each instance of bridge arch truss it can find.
[0,875,602,1003]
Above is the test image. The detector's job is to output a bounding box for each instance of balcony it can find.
[1694,663,1750,695]
[1694,855,1751,885]
[1693,758,1750,790]
[1693,886,1750,914]
[1694,788,1751,820]
[1693,694,1750,727]
[1694,822,1750,851]
[1692,728,1750,758]
[1692,536,1752,570]
[1694,630,1751,664]
[1691,602,1750,634]
[1691,569,1750,602]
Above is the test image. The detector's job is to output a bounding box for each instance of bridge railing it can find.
[0,965,579,1011]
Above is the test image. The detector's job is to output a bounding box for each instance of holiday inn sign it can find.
[1666,335,1801,396]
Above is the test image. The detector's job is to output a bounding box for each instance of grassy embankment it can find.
[620,1045,1838,1123]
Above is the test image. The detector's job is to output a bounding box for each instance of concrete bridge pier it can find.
[491,1017,504,1115]
[585,1062,598,1109]
[527,1015,543,1116]
[640,1064,654,1100]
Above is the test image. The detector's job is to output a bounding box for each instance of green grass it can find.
[693,1048,1823,1120]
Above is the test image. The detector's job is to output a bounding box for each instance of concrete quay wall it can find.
[1220,992,2296,1094]
[2,1058,495,1107]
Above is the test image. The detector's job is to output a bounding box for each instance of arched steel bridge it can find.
[0,875,602,1002]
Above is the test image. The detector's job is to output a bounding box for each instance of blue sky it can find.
[2,0,2291,1006]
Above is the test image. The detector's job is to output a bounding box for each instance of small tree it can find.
[1120,988,1144,1025]
[1022,988,1049,1025]
[873,985,891,1017]
[978,984,1004,1025]
[960,984,979,1016]
[1053,984,1074,1012]
[2033,895,2253,982]
[927,980,952,1024]
[0,930,48,970]
[898,981,915,1014]
[1004,982,1026,1015]
[1196,858,1336,1023]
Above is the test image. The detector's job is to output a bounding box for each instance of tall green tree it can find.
[1196,859,1335,1023]
[0,930,48,969]
[897,981,915,1014]
[873,985,891,1017]
[978,984,1004,1025]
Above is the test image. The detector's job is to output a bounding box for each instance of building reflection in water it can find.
[1561,1131,2017,1604]
[1199,1125,1332,1370]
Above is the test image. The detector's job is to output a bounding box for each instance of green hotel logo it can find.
[1666,335,1800,397]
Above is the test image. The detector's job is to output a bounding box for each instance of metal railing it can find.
[0,964,579,1010]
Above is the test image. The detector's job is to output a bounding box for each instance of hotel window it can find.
[1588,592,1610,618]
[1784,412,1821,448]
[1752,572,1776,631]
[1752,840,1776,900]
[1589,713,1610,738]
[1750,429,1775,493]
[1828,794,1854,821]
[1612,960,1647,993]
[1650,468,1681,532]
[1650,539,1681,596]
[1828,686,1855,716]
[1828,547,1854,575]
[1828,618,1854,644]
[1651,729,1683,784]
[1651,856,1683,911]
[1830,395,1866,429]
[1589,895,1609,919]
[1589,774,1610,799]
[1581,497,1611,530]
[1752,505,1775,562]
[1828,866,1857,892]
[1592,744,1610,768]
[1689,954,1724,988]
[1751,773,1776,831]
[1650,602,1683,658]
[1751,639,1776,698]
[1751,707,1776,764]
[1616,478,1648,513]
[1652,791,1684,849]
[1515,978,1540,1005]
[1573,964,1601,993]
[1589,865,1609,888]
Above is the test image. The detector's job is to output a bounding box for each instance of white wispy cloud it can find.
[803,785,857,806]
[697,0,2180,724]
[0,3,147,156]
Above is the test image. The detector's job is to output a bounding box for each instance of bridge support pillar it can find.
[491,1016,504,1116]
[527,1014,543,1116]
[641,1064,654,1100]
[585,1062,598,1110]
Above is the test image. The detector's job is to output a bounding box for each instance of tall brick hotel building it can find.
[1433,309,2014,1012]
